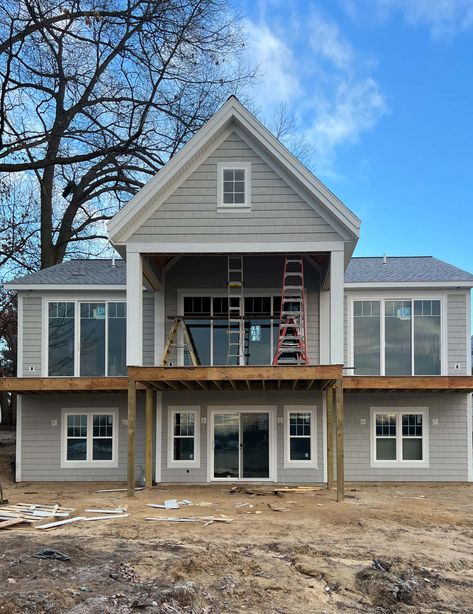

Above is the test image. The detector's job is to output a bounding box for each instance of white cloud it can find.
[344,0,473,38]
[242,9,388,176]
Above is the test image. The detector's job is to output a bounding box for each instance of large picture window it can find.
[47,301,126,377]
[371,408,428,467]
[352,298,442,376]
[182,295,280,366]
[61,409,118,468]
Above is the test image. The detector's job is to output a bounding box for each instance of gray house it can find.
[4,98,473,499]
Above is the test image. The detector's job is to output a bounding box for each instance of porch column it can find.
[126,250,143,366]
[329,250,344,365]
[326,385,334,490]
[145,387,154,489]
[335,378,344,502]
[127,378,137,497]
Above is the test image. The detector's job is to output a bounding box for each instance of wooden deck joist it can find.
[343,376,473,392]
[128,365,343,392]
[0,377,133,393]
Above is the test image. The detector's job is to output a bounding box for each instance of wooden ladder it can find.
[272,256,308,365]
[160,317,200,366]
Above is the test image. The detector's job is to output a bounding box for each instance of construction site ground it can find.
[1,434,473,613]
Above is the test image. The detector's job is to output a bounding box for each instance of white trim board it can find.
[6,284,125,291]
[17,294,23,377]
[124,240,346,254]
[345,281,473,289]
[107,97,360,243]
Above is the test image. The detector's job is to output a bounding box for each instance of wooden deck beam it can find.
[145,388,153,490]
[0,377,130,393]
[344,376,473,391]
[326,386,334,491]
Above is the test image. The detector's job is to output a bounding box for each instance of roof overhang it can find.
[4,284,125,292]
[345,281,473,289]
[108,97,360,249]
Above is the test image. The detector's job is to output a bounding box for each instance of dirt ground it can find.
[1,436,473,613]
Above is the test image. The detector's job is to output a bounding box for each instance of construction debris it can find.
[0,502,75,528]
[145,515,233,525]
[268,503,287,512]
[33,548,71,561]
[93,487,145,493]
[0,518,27,529]
[147,498,180,510]
[36,517,86,530]
[82,514,129,522]
[225,485,322,497]
[85,508,127,514]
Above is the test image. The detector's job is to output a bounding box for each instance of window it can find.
[352,299,442,376]
[168,407,200,467]
[217,162,251,208]
[61,409,118,468]
[182,295,280,366]
[284,406,317,468]
[371,408,428,467]
[47,301,127,376]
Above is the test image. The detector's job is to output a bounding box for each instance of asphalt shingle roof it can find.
[6,255,473,287]
[345,256,473,284]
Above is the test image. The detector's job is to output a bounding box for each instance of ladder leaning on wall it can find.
[226,256,245,366]
[272,255,308,365]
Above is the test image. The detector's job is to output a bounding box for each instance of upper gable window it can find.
[217,161,251,209]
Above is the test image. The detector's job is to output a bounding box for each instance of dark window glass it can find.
[173,437,194,461]
[80,303,106,376]
[290,437,311,461]
[48,302,75,376]
[92,438,113,460]
[376,438,396,460]
[67,439,87,461]
[402,438,423,461]
[108,302,126,376]
[353,300,381,375]
[385,300,412,375]
[414,300,441,375]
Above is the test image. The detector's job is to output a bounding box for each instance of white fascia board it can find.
[125,240,345,254]
[345,281,473,289]
[108,97,360,245]
[5,284,125,291]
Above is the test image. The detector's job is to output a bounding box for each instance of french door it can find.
[211,410,273,480]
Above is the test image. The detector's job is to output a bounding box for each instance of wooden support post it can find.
[326,386,334,490]
[145,387,153,489]
[127,378,137,498]
[335,379,344,502]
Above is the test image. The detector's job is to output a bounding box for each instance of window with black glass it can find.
[172,412,196,461]
[48,302,75,376]
[289,412,312,461]
[64,412,115,464]
[373,410,425,464]
[352,299,442,376]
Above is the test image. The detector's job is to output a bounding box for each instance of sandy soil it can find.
[1,439,473,613]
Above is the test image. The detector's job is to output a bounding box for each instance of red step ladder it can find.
[272,256,308,365]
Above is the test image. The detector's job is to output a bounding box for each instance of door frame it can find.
[207,406,277,482]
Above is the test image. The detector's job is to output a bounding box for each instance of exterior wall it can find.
[20,392,154,481]
[128,130,344,245]
[344,392,469,481]
[344,288,470,375]
[159,390,325,484]
[19,290,154,375]
[164,255,320,365]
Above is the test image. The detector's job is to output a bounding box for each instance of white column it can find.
[126,250,143,366]
[329,250,345,365]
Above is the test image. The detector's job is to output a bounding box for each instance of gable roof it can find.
[107,96,360,247]
[5,255,473,289]
[346,256,473,286]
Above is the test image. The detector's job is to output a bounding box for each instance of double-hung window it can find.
[168,407,200,467]
[371,408,428,467]
[217,162,251,209]
[62,408,118,468]
[284,406,317,468]
[352,298,442,375]
[47,301,127,376]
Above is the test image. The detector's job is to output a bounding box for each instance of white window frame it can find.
[43,296,127,377]
[348,293,447,376]
[370,407,429,468]
[178,289,282,366]
[284,405,317,469]
[60,407,119,468]
[167,406,201,468]
[217,161,251,210]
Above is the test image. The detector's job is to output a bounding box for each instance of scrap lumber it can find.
[85,508,127,514]
[0,518,27,529]
[94,487,144,493]
[145,516,233,524]
[225,486,322,496]
[36,517,86,530]
[82,514,129,522]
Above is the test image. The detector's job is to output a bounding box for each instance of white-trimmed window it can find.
[284,406,317,468]
[47,300,126,377]
[168,407,200,467]
[61,408,119,468]
[217,161,251,208]
[352,298,443,376]
[370,407,429,468]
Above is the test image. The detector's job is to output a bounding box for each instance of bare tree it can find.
[0,0,253,269]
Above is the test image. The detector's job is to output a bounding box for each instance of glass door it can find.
[212,411,270,479]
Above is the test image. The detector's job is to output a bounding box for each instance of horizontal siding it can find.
[22,295,42,376]
[447,293,468,375]
[142,293,155,366]
[129,131,343,244]
[21,393,154,482]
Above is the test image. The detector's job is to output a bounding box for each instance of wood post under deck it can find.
[127,378,137,497]
[145,388,154,489]
[326,386,334,490]
[335,379,344,502]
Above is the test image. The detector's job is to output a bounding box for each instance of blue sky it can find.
[238,0,473,275]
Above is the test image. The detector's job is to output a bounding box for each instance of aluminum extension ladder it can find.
[226,256,245,365]
[272,255,308,365]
